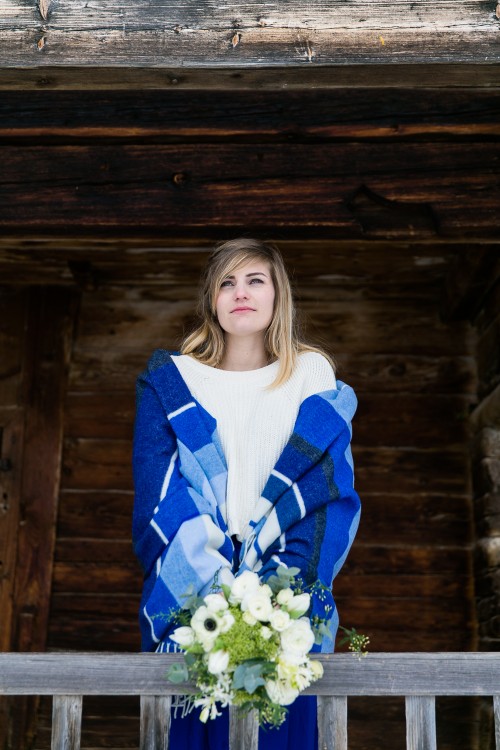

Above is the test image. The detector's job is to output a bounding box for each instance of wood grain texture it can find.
[406,696,437,750]
[11,288,79,653]
[0,0,499,67]
[139,695,170,750]
[0,143,498,238]
[317,696,348,750]
[0,653,499,697]
[2,89,500,139]
[1,65,500,90]
[229,707,259,750]
[51,695,82,750]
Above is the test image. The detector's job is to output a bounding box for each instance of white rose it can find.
[220,611,235,633]
[204,594,229,613]
[276,588,294,606]
[229,571,261,604]
[269,609,291,632]
[170,626,195,648]
[207,650,230,675]
[242,611,258,626]
[286,593,311,617]
[243,590,274,622]
[280,618,315,657]
[265,679,300,706]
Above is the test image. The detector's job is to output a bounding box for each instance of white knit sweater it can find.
[172,351,337,540]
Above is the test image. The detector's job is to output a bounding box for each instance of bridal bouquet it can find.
[166,566,328,728]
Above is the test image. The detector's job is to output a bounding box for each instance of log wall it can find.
[1,81,498,748]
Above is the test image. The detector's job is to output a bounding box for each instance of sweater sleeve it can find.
[132,368,234,651]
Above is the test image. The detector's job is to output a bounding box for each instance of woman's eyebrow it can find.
[224,272,268,279]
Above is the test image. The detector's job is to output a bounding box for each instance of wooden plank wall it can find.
[1,82,496,748]
[11,241,473,750]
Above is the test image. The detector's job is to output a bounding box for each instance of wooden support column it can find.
[8,286,78,750]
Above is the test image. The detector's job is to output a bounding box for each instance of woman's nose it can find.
[234,283,249,299]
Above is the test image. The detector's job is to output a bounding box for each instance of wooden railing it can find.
[1,652,499,750]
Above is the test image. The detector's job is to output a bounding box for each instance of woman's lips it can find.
[231,307,255,313]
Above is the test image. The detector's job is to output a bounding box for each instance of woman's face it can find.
[215,259,275,341]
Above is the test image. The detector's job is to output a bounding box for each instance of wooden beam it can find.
[2,88,500,139]
[0,0,499,70]
[1,65,500,91]
[0,143,499,238]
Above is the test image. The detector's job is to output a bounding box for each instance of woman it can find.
[132,238,361,749]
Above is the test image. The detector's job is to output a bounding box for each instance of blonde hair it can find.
[180,238,335,388]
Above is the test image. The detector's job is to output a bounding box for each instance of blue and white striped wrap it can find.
[132,349,361,654]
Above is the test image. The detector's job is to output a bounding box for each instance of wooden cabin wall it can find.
[1,82,498,748]
[3,242,471,750]
[40,244,478,659]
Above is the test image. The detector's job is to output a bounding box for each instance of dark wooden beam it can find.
[1,65,500,91]
[0,142,498,238]
[1,88,500,139]
[0,1,499,73]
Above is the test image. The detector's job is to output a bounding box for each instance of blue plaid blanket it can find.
[133,350,361,653]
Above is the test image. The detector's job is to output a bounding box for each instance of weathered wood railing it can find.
[1,653,499,750]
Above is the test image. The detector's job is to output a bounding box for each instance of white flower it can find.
[220,611,235,633]
[204,594,229,613]
[199,706,210,723]
[229,571,261,604]
[242,611,258,626]
[276,588,294,606]
[286,593,311,617]
[242,590,274,622]
[260,626,273,640]
[261,583,273,597]
[170,626,195,648]
[269,609,291,632]
[207,650,230,675]
[191,606,222,646]
[280,618,315,657]
[310,659,324,680]
[265,679,300,706]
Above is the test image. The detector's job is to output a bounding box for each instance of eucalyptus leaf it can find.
[166,662,189,684]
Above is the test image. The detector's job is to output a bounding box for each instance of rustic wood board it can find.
[2,89,500,138]
[0,143,498,238]
[1,652,499,696]
[0,0,499,68]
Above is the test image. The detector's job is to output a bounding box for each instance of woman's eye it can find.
[250,278,264,284]
[220,280,233,287]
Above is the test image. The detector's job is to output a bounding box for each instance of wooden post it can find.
[51,696,82,750]
[317,696,348,750]
[140,695,171,750]
[406,696,437,750]
[9,287,79,750]
[494,695,500,750]
[229,706,259,750]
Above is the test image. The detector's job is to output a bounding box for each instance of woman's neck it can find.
[219,337,270,371]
